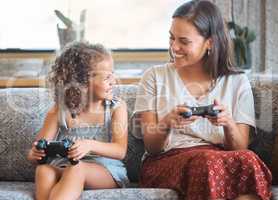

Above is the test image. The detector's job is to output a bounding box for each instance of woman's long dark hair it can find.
[48,41,111,118]
[172,0,242,80]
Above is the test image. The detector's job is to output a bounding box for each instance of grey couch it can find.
[0,81,277,200]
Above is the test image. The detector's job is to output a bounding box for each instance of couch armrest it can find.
[271,131,278,185]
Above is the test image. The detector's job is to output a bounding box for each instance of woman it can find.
[133,1,272,200]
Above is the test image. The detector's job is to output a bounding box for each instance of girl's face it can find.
[89,56,115,101]
[169,18,211,69]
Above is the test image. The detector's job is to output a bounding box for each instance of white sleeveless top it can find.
[132,63,255,151]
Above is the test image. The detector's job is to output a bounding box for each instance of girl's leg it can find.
[49,162,117,200]
[83,162,118,189]
[35,164,62,200]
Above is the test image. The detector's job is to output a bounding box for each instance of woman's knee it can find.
[194,151,222,166]
[196,149,257,164]
[185,151,224,178]
[237,149,258,158]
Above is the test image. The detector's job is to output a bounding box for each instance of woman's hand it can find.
[68,139,92,161]
[162,105,201,129]
[206,99,250,150]
[27,142,46,162]
[206,99,237,130]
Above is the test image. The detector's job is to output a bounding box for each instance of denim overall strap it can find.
[57,85,68,132]
[104,99,112,142]
[58,103,68,136]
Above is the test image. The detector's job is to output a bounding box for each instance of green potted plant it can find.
[54,9,86,49]
[227,21,256,70]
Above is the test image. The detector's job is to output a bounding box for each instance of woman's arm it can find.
[207,100,250,150]
[141,106,201,155]
[222,75,254,150]
[68,100,129,160]
[223,122,250,150]
[141,111,170,155]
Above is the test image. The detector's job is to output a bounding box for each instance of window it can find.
[0,0,191,87]
[0,0,188,50]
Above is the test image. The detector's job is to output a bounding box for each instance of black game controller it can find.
[36,138,79,165]
[180,104,220,118]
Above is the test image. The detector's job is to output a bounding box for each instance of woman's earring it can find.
[207,49,211,56]
[169,47,174,62]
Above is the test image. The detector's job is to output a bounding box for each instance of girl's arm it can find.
[34,105,60,141]
[68,100,128,160]
[27,105,59,163]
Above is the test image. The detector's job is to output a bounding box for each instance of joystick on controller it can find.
[36,138,79,165]
[180,104,220,118]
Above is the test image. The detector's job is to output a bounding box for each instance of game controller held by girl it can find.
[35,138,79,165]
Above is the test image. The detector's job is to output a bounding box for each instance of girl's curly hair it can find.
[48,41,111,118]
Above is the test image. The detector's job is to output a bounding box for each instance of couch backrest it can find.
[0,88,53,181]
[0,77,277,182]
[249,76,278,167]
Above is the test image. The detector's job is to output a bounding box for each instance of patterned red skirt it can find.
[139,145,272,200]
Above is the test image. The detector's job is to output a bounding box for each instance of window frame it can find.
[0,48,169,87]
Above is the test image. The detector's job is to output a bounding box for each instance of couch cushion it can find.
[271,131,278,184]
[0,182,34,200]
[1,182,277,199]
[81,188,179,200]
[107,85,145,182]
[273,186,278,200]
[0,182,179,200]
[0,88,53,181]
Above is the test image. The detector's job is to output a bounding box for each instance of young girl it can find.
[27,42,129,200]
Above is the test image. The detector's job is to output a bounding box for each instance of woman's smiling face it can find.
[169,17,211,69]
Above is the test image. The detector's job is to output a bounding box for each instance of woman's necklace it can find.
[195,79,216,101]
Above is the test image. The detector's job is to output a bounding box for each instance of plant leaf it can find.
[242,27,248,39]
[54,10,72,28]
[80,9,86,24]
[246,31,256,43]
[240,38,247,64]
[233,38,241,66]
[227,21,236,30]
[234,38,247,66]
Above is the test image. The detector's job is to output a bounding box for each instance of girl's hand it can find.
[206,99,236,129]
[27,142,46,162]
[68,139,92,161]
[162,105,201,129]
